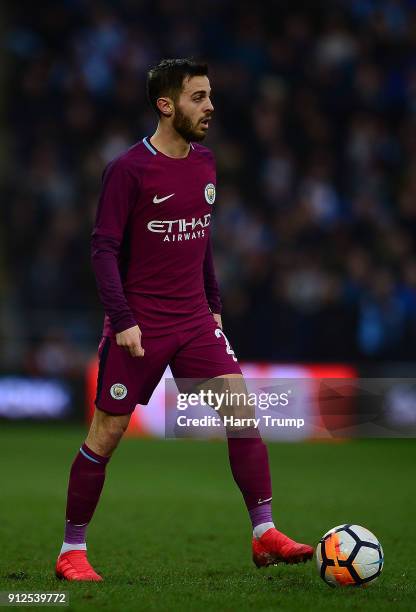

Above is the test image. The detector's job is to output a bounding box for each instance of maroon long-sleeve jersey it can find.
[91,137,222,336]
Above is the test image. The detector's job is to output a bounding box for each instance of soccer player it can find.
[55,59,314,581]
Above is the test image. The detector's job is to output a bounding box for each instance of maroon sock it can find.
[227,430,273,526]
[64,443,110,544]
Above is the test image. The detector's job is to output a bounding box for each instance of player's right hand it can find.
[115,325,145,357]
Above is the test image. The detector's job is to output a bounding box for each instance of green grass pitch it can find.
[0,424,415,611]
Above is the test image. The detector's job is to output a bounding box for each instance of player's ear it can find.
[157,97,173,118]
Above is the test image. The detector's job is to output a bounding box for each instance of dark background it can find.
[1,0,416,380]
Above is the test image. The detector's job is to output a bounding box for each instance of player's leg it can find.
[171,320,313,566]
[208,374,274,528]
[172,325,275,535]
[56,333,176,580]
[56,408,130,581]
[62,409,130,552]
[202,373,313,566]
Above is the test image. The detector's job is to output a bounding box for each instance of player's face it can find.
[173,76,214,142]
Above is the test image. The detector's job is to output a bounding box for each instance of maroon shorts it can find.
[95,317,242,415]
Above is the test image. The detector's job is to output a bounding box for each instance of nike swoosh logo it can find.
[257,497,272,505]
[153,193,175,204]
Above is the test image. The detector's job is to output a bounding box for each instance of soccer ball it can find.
[316,524,384,587]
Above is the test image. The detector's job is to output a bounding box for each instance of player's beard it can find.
[173,105,206,142]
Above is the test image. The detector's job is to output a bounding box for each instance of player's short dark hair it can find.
[147,58,209,116]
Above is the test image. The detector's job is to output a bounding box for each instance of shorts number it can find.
[215,328,238,362]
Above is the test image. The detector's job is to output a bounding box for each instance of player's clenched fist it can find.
[115,325,145,357]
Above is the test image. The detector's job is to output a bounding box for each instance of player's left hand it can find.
[213,313,222,329]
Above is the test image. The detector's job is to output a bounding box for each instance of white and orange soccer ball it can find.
[316,524,384,587]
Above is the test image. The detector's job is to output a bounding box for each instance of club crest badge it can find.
[204,183,216,205]
[110,383,128,400]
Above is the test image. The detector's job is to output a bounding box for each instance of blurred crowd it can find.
[1,0,416,374]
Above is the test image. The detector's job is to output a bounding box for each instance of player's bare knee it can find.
[102,430,122,454]
[94,426,124,455]
[87,409,130,456]
[197,374,255,430]
[103,415,129,441]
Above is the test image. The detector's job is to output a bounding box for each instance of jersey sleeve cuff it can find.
[209,306,222,315]
[111,315,138,334]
